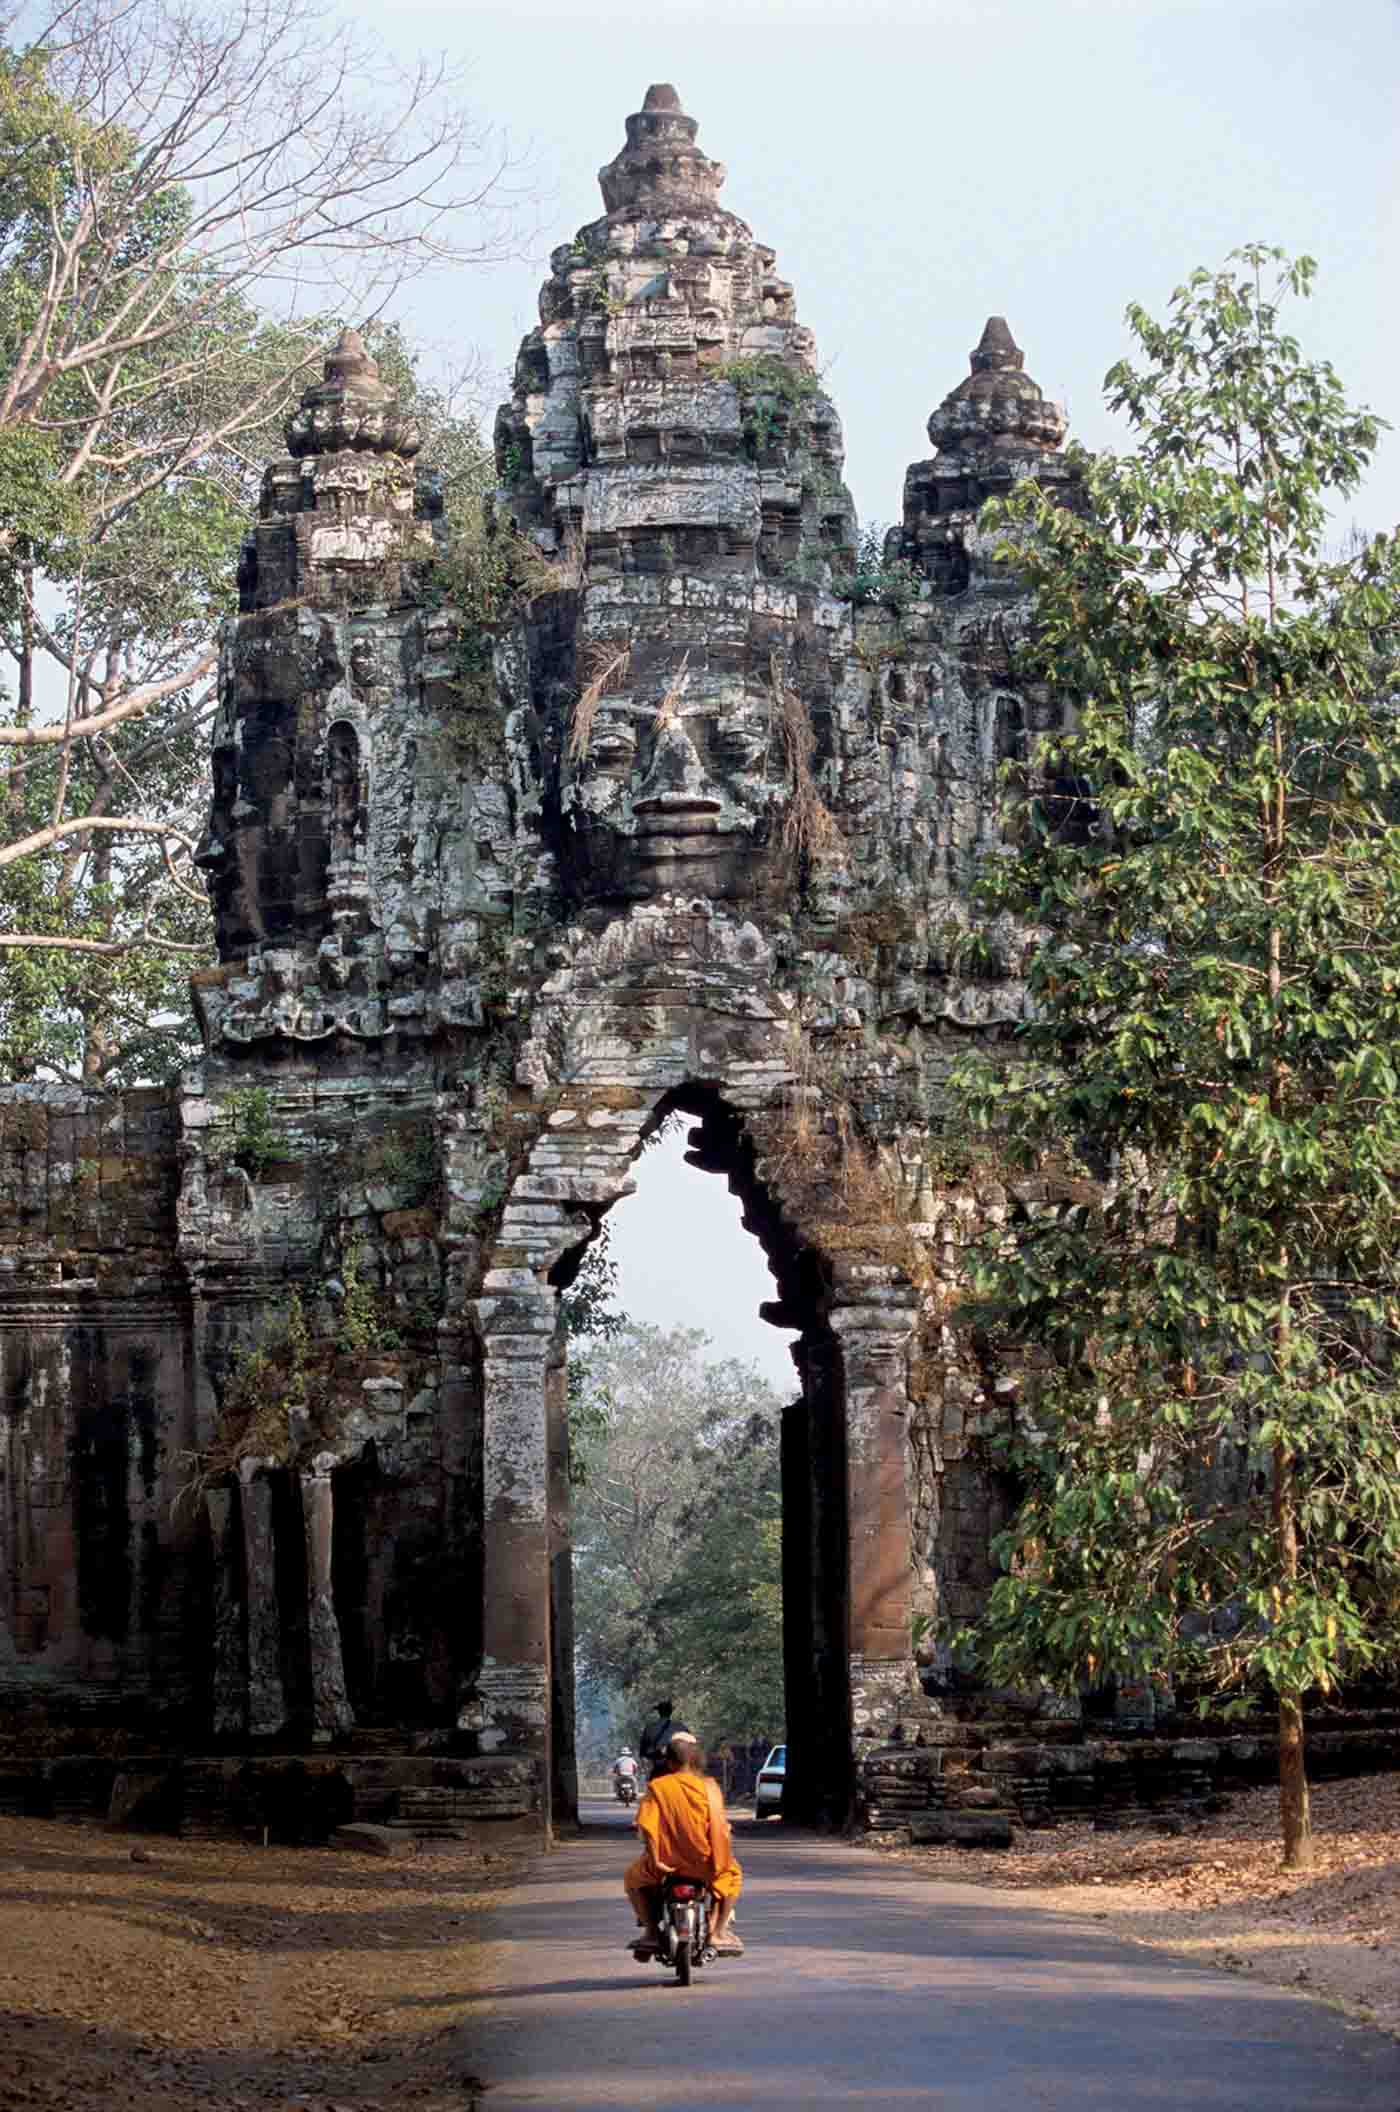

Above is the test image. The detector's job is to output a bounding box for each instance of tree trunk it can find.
[1274,1437,1313,1869]
[1278,1685,1312,1870]
[81,788,116,1083]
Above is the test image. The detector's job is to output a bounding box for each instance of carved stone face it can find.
[556,672,789,906]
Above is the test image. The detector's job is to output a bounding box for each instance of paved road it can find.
[468,1802,1400,2109]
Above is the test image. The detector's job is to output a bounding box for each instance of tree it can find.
[570,1321,785,1745]
[0,0,518,1069]
[648,1404,785,1744]
[953,247,1400,1869]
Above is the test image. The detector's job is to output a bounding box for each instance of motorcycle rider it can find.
[611,1745,639,1801]
[639,1696,679,1778]
[623,1730,744,1959]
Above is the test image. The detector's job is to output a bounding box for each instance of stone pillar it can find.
[205,1488,246,1738]
[301,1457,354,1740]
[832,1289,919,1757]
[238,1460,287,1737]
[546,1331,579,1827]
[779,1396,816,1820]
[473,1281,556,1790]
[796,1328,854,1827]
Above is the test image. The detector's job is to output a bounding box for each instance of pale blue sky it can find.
[365,0,1399,537]
[339,0,1398,1372]
[606,1126,801,1392]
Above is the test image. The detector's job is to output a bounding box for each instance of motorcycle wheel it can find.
[674,1936,692,1986]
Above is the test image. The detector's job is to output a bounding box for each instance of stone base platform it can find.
[858,1714,1400,1838]
[0,1749,543,1843]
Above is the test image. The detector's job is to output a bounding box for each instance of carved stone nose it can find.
[633,719,722,821]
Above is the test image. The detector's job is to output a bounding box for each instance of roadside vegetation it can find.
[952,247,1400,1869]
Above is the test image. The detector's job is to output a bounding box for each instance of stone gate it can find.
[0,85,1083,1831]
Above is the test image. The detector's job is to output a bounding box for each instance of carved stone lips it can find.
[632,793,726,859]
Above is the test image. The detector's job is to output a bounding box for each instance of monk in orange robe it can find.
[624,1731,744,1955]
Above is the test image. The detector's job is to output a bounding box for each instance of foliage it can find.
[719,354,822,460]
[718,356,821,405]
[225,1086,278,1177]
[199,1251,400,1480]
[570,1321,785,1745]
[830,524,921,610]
[951,247,1400,1868]
[648,1417,785,1744]
[560,1224,627,1486]
[358,1117,439,1205]
[341,1243,399,1355]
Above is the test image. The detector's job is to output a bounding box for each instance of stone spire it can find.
[285,328,421,459]
[598,82,726,213]
[925,316,1067,464]
[896,317,1076,589]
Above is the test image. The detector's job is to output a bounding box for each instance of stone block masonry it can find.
[860,1718,1400,1840]
[0,83,1098,1831]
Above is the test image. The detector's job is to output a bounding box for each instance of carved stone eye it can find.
[583,710,637,775]
[714,714,769,774]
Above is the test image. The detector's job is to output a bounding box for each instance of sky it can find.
[604,1123,801,1392]
[323,0,1399,1374]
[361,0,1400,537]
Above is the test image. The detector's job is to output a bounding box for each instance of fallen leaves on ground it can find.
[880,1769,1400,2034]
[0,1816,523,2110]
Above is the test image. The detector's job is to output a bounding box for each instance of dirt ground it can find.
[6,1779,1400,2108]
[0,1817,518,2112]
[880,1769,1400,2036]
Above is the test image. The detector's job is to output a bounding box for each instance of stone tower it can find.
[0,86,1079,1833]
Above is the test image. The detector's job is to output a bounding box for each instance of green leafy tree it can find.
[570,1321,785,1745]
[648,1408,785,1744]
[953,247,1400,1869]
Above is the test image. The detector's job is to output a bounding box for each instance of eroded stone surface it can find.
[0,86,1087,1824]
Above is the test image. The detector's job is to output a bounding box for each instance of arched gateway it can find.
[0,87,1081,1832]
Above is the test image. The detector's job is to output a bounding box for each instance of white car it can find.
[753,1743,786,1816]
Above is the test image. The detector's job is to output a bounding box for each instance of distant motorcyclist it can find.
[611,1746,639,1803]
[639,1697,685,1779]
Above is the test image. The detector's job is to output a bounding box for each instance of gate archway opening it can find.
[547,1083,856,1830]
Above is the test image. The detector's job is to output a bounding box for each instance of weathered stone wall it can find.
[0,1085,197,1729]
[0,83,1092,1826]
[859,1716,1400,1843]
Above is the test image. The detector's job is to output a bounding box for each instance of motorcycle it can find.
[655,1874,713,1986]
[613,1772,638,1808]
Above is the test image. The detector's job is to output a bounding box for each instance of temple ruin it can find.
[0,86,1088,1832]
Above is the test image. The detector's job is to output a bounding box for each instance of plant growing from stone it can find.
[226,1086,278,1177]
[719,353,820,461]
[830,524,921,611]
[952,246,1400,1870]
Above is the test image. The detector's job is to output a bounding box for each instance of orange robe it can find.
[624,1770,743,1910]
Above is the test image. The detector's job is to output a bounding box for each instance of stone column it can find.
[779,1395,817,1820]
[793,1327,856,1827]
[238,1459,287,1737]
[473,1281,556,1785]
[301,1457,354,1740]
[832,1286,919,1756]
[204,1487,246,1738]
[546,1330,579,1828]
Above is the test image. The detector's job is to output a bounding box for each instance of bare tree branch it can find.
[0,813,197,866]
[0,650,217,743]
